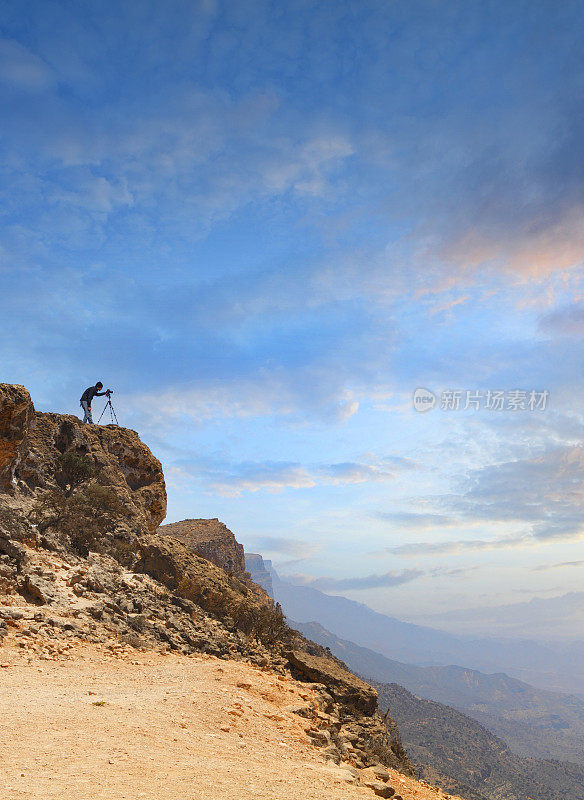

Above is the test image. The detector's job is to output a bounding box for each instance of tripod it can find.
[97,394,119,425]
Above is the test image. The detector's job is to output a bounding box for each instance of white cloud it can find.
[245,536,319,559]
[0,39,53,91]
[439,205,584,279]
[208,464,316,497]
[389,443,584,556]
[166,452,414,498]
[287,568,423,591]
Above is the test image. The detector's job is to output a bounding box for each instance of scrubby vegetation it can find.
[177,576,289,646]
[32,453,133,555]
[55,452,97,496]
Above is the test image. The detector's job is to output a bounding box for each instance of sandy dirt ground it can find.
[0,641,456,800]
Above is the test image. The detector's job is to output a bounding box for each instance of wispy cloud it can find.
[532,560,584,572]
[318,456,416,485]
[207,462,316,496]
[171,453,413,497]
[539,303,584,336]
[389,443,584,555]
[0,38,54,91]
[287,568,423,591]
[245,536,319,560]
[389,535,531,557]
[378,511,456,529]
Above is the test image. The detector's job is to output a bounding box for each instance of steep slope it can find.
[375,682,584,800]
[0,383,413,790]
[0,640,460,800]
[267,560,584,696]
[293,620,584,765]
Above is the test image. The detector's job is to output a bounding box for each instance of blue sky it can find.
[2,0,584,637]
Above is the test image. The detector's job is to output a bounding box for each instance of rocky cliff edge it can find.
[0,383,413,785]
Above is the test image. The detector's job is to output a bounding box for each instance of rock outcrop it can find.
[287,649,378,714]
[0,383,166,533]
[159,518,245,575]
[245,552,274,597]
[0,384,36,492]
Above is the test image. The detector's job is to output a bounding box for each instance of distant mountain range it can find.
[242,557,584,798]
[263,561,584,697]
[409,591,584,642]
[293,620,584,767]
[374,681,584,800]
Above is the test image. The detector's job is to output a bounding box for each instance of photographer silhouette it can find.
[80,382,113,424]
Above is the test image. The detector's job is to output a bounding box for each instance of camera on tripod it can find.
[98,390,118,425]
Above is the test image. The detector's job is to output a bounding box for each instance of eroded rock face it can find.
[135,533,245,605]
[245,553,274,596]
[0,383,166,533]
[159,518,245,575]
[0,385,36,493]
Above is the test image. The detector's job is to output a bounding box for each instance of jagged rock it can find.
[0,561,15,578]
[0,384,36,493]
[283,702,314,717]
[321,743,341,763]
[336,768,358,784]
[23,574,57,604]
[287,649,377,714]
[359,775,396,798]
[306,728,331,746]
[85,560,119,594]
[159,518,245,575]
[0,608,24,620]
[135,533,241,603]
[340,728,360,743]
[362,765,391,782]
[0,383,167,534]
[126,613,145,630]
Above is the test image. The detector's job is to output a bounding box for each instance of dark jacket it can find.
[80,385,107,404]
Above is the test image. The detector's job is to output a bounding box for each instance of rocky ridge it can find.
[159,518,246,575]
[0,383,414,796]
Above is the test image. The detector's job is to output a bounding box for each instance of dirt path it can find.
[0,642,453,800]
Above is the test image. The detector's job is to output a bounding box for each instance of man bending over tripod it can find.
[80,382,113,424]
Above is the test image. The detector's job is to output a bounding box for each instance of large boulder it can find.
[0,385,35,493]
[287,649,378,714]
[135,532,242,601]
[159,518,245,575]
[134,533,278,633]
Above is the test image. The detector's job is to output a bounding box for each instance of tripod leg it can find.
[96,399,119,426]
